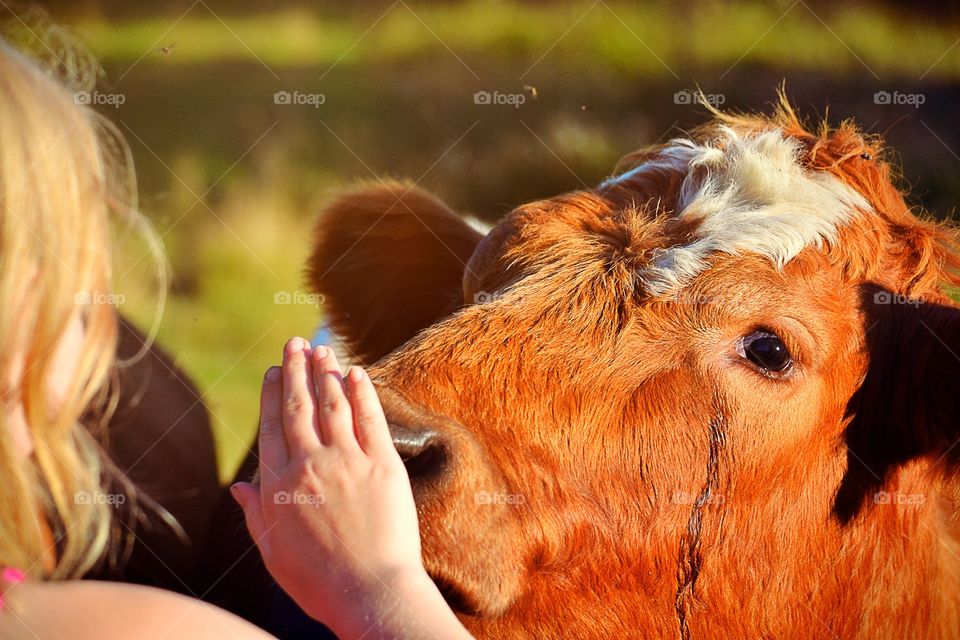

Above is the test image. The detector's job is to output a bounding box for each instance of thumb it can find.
[231,482,268,543]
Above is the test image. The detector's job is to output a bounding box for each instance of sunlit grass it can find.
[74,1,960,79]
[116,182,322,482]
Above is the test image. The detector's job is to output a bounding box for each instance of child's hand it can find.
[230,337,433,638]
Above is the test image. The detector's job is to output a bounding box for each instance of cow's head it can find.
[307,101,960,637]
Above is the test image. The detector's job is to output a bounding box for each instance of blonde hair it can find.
[0,13,161,579]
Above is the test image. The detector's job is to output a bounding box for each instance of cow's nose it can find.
[389,423,446,479]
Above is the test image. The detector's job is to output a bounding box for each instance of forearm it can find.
[322,568,473,640]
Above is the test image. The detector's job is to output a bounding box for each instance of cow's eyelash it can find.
[735,327,799,380]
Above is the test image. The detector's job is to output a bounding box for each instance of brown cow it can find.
[306,99,960,639]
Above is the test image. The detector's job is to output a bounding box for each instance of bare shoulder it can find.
[0,580,274,640]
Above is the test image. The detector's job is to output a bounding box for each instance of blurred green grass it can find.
[115,184,321,483]
[76,2,960,79]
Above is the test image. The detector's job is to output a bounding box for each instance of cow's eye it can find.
[739,330,792,375]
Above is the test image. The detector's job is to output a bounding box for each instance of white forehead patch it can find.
[602,126,872,296]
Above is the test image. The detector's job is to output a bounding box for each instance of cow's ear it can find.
[836,285,960,522]
[306,181,484,364]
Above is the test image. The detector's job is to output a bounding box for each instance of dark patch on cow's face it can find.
[675,405,729,640]
[835,284,960,524]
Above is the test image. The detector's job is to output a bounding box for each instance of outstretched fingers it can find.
[312,346,360,450]
[258,365,288,471]
[346,367,396,458]
[281,337,322,456]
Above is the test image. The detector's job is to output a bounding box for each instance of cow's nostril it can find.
[389,424,446,480]
[390,424,435,458]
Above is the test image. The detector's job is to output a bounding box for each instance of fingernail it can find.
[314,345,328,360]
[265,367,280,382]
[285,337,303,355]
[229,483,242,504]
[348,367,364,383]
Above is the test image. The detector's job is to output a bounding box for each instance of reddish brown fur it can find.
[306,100,960,638]
[307,181,483,363]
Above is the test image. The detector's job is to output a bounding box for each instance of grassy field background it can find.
[27,0,960,481]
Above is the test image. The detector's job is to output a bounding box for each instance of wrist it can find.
[376,563,435,592]
[310,564,434,637]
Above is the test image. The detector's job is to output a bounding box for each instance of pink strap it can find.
[0,568,25,611]
[1,568,25,584]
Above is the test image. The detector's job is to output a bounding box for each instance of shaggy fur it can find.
[306,97,960,639]
[602,127,872,295]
